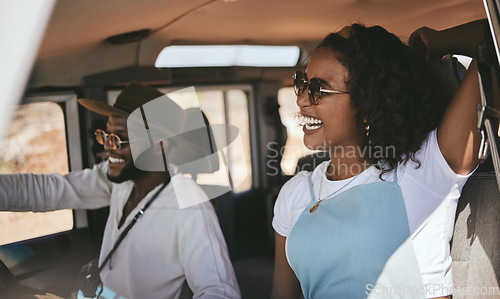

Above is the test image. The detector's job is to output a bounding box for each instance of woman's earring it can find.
[365,124,370,137]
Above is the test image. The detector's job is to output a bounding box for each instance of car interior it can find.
[0,0,499,298]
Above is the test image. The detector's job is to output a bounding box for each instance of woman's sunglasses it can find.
[293,71,349,105]
[95,129,130,150]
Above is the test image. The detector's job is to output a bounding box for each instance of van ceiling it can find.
[32,0,486,87]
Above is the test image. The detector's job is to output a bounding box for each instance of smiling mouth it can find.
[108,156,125,164]
[299,114,323,131]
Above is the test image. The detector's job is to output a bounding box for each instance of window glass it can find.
[278,87,316,175]
[162,87,253,193]
[226,89,252,192]
[155,45,300,68]
[108,86,253,193]
[177,90,231,188]
[0,102,73,245]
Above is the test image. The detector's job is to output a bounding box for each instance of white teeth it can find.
[300,115,323,127]
[109,157,125,164]
[305,124,321,130]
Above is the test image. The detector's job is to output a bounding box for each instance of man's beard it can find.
[107,163,148,183]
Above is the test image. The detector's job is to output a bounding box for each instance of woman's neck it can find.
[327,148,371,181]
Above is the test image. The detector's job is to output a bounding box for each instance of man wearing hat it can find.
[0,82,241,298]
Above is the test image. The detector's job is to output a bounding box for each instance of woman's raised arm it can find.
[410,19,488,175]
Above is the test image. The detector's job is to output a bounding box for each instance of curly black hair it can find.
[317,24,449,177]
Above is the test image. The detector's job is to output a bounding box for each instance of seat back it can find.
[451,173,500,298]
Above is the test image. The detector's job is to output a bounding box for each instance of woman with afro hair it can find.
[272,19,487,299]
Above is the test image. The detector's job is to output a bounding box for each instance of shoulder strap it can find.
[393,168,398,183]
[98,182,168,273]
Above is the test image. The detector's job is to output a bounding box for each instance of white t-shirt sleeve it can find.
[401,129,473,234]
[405,129,472,192]
[401,129,474,297]
[272,171,311,237]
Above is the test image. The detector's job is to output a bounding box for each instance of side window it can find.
[277,87,316,175]
[191,89,253,192]
[108,86,253,193]
[0,102,73,245]
[226,89,252,191]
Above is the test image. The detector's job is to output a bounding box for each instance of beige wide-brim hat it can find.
[78,82,167,118]
[78,82,238,172]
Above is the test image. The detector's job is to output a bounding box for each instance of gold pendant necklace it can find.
[310,164,360,213]
[309,202,320,213]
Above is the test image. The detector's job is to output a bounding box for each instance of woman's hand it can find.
[410,19,487,61]
[409,26,441,61]
[433,19,487,175]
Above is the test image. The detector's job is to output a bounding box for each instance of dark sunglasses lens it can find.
[95,130,105,145]
[308,78,322,105]
[109,135,120,150]
[293,72,307,96]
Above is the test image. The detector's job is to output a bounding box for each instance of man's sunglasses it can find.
[95,129,130,150]
[293,71,349,105]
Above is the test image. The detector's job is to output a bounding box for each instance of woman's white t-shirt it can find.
[273,130,472,297]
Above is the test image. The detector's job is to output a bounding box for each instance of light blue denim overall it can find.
[287,171,424,298]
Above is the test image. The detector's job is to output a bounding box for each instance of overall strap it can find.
[307,174,316,202]
[393,168,398,183]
